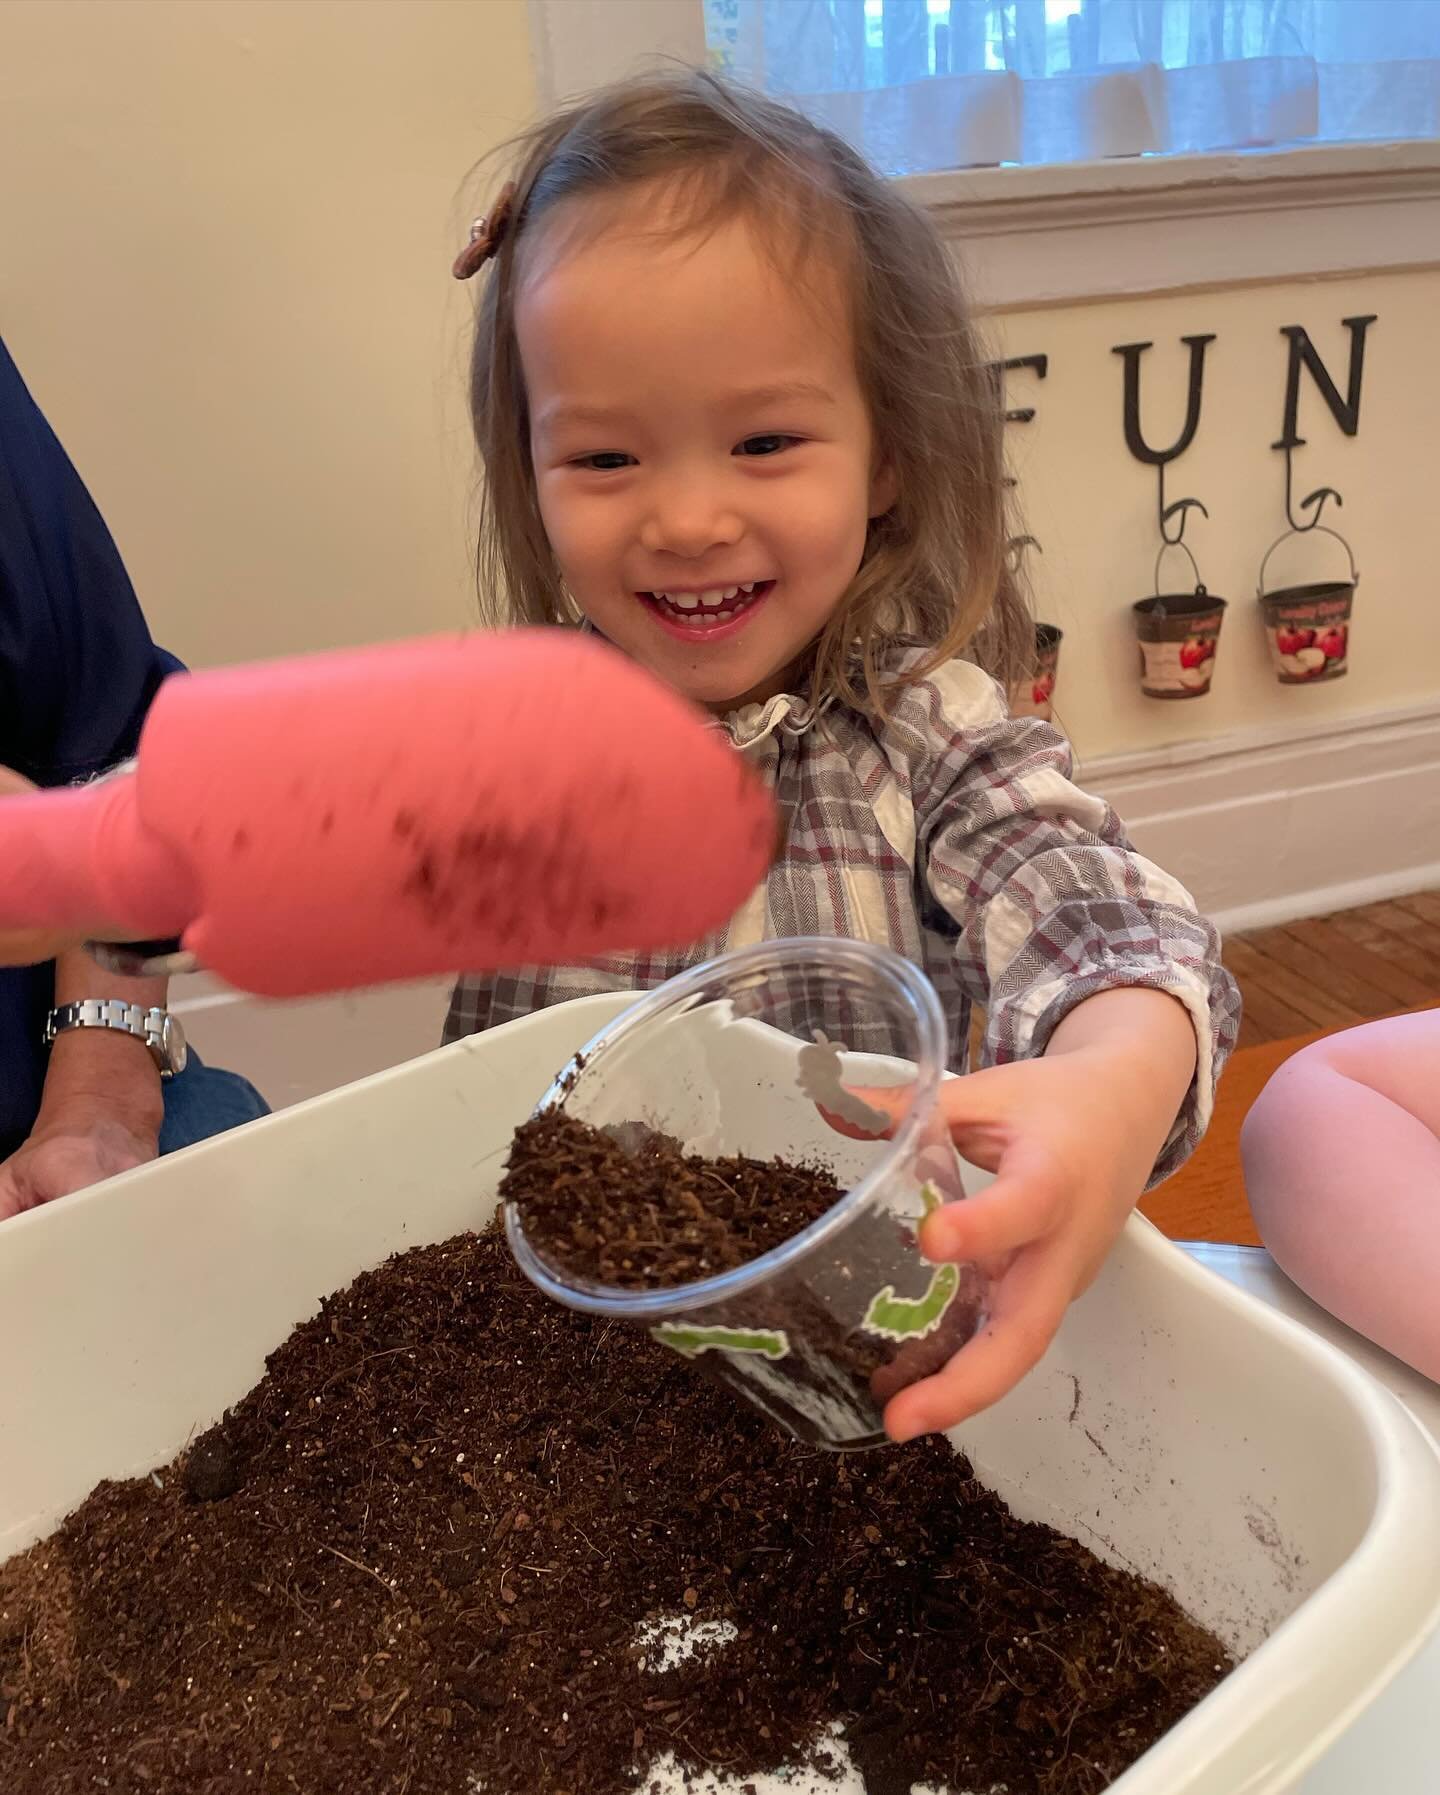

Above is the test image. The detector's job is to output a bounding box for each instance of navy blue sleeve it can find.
[0,336,183,787]
[0,336,185,1162]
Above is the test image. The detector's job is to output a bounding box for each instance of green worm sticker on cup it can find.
[861,1183,961,1343]
[652,1324,791,1360]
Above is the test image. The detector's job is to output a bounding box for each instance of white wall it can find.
[986,272,1437,762]
[983,273,1440,930]
[0,0,534,668]
[1,0,535,1102]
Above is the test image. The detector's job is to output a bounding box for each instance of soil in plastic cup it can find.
[504,939,985,1452]
[1132,593,1226,699]
[1009,623,1063,721]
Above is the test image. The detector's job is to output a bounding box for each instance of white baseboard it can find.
[1197,861,1440,938]
[1081,697,1440,937]
[170,976,451,1113]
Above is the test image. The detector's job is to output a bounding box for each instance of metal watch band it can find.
[43,999,188,1079]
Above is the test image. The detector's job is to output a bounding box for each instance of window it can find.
[704,0,1440,175]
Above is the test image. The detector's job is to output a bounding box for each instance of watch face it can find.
[159,1012,189,1076]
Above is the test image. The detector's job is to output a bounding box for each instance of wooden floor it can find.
[1139,891,1440,1245]
[1228,891,1440,1045]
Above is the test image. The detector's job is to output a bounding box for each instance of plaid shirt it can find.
[444,650,1241,1183]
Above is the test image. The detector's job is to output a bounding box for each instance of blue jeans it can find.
[159,1051,270,1155]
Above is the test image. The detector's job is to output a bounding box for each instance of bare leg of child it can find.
[1241,1010,1440,1380]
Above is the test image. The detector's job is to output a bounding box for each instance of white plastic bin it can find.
[2,992,1438,1795]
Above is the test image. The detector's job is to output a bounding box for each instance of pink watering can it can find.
[0,630,776,997]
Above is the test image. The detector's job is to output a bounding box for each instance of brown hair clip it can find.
[452,182,517,281]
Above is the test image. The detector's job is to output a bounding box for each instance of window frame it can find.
[527,1,1440,309]
[907,138,1440,309]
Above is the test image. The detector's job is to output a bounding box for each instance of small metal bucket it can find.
[1009,622,1063,721]
[1132,544,1226,700]
[1257,525,1358,685]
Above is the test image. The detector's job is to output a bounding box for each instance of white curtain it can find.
[704,0,1440,173]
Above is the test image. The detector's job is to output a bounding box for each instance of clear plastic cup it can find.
[504,939,987,1450]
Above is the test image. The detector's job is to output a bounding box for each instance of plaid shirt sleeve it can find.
[901,661,1241,1184]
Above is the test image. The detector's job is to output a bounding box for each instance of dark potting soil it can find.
[0,1228,1231,1795]
[503,1111,987,1424]
[505,1108,846,1289]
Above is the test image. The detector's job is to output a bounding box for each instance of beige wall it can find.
[989,272,1435,759]
[0,0,533,669]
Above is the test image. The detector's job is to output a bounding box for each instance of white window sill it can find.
[902,138,1440,311]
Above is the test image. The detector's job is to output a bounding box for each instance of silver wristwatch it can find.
[43,1000,189,1079]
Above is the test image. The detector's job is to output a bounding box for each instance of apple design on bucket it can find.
[1177,636,1217,689]
[1276,625,1316,656]
[1274,622,1344,679]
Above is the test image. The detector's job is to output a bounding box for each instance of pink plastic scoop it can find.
[0,630,776,997]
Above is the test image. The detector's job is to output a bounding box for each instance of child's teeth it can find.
[651,584,767,625]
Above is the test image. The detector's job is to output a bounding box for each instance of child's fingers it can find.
[818,1066,1018,1157]
[882,1248,1072,1443]
[814,1092,897,1141]
[918,1139,1065,1262]
[929,1068,1044,1175]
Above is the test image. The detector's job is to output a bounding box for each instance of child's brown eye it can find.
[736,434,796,457]
[574,452,634,471]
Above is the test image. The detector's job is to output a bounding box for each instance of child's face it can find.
[517,196,891,711]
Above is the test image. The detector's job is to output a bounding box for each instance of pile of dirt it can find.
[0,1226,1230,1795]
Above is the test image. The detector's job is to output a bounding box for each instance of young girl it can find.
[446,70,1241,1443]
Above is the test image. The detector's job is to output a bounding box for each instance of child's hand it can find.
[838,989,1199,1443]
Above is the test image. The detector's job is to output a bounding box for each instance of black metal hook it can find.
[1006,534,1042,570]
[1158,459,1209,547]
[1274,437,1343,533]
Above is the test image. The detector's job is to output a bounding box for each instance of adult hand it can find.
[0,947,167,1222]
[0,1104,159,1220]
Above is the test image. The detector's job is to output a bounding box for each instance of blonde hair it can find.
[463,68,1031,709]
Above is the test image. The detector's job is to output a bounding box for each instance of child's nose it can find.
[639,484,743,558]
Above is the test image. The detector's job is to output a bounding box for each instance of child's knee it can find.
[1241,1050,1357,1243]
[1240,1047,1330,1170]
